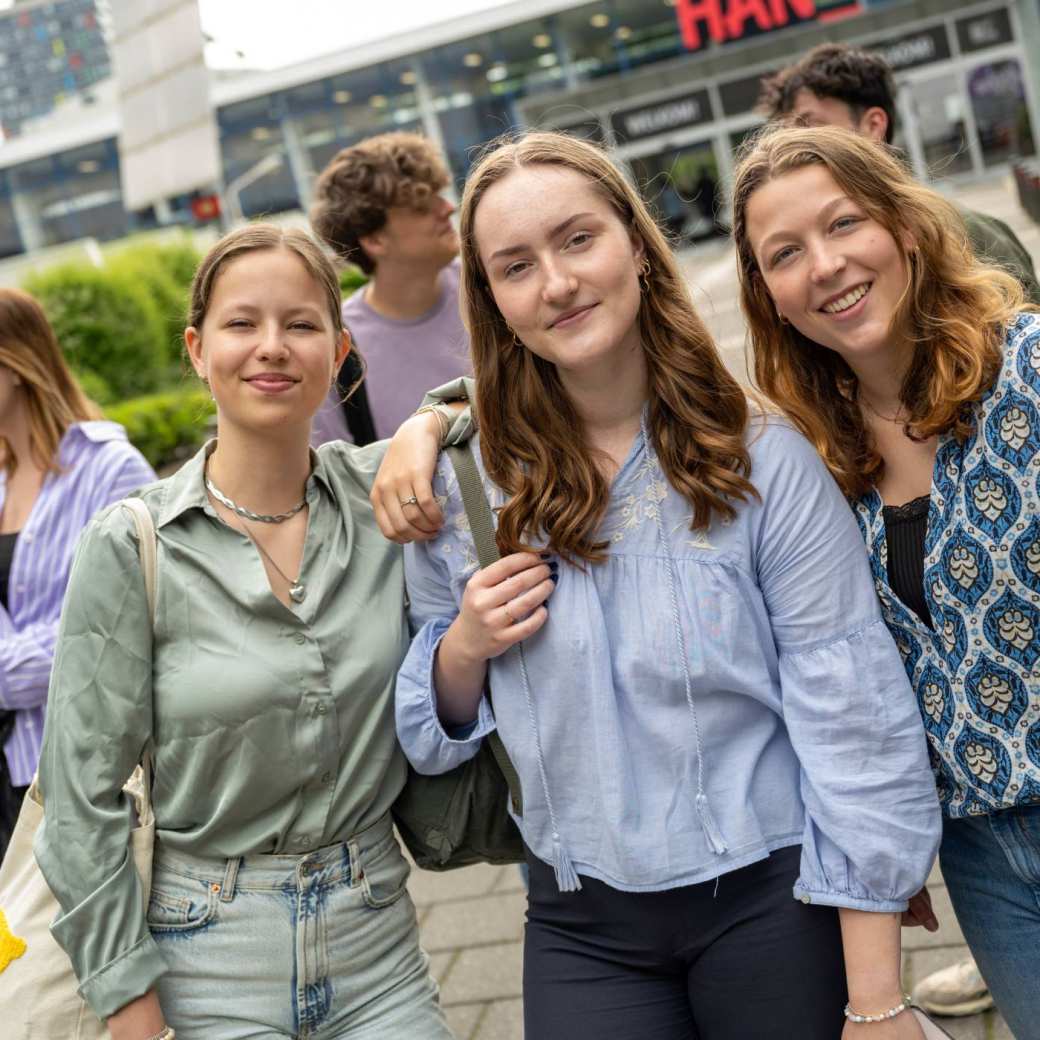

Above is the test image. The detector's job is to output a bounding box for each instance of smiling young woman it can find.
[732,124,1040,1038]
[391,131,940,1040]
[33,225,461,1040]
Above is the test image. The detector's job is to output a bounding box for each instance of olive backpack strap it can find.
[445,445,524,815]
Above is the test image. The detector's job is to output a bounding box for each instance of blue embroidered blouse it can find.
[396,415,941,907]
[853,311,1040,819]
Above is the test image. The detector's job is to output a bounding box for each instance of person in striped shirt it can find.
[0,288,154,859]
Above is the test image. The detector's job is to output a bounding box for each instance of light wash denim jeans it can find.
[149,814,454,1040]
[939,804,1040,1040]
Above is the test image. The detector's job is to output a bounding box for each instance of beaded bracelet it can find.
[843,994,912,1024]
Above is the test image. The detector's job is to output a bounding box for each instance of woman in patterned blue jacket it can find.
[733,124,1040,1038]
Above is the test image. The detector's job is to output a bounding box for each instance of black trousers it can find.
[523,845,847,1040]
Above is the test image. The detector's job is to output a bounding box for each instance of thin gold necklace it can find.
[859,393,907,425]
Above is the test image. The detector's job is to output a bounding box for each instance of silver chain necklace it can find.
[205,474,307,524]
[205,467,308,603]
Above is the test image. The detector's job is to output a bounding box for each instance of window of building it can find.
[968,58,1036,167]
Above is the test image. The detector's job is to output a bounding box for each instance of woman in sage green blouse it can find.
[35,225,457,1040]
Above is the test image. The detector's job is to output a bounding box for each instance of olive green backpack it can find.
[391,444,525,869]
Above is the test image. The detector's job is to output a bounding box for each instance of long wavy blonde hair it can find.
[459,132,755,563]
[732,125,1025,498]
[0,288,101,479]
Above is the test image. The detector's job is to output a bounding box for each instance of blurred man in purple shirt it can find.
[310,132,470,445]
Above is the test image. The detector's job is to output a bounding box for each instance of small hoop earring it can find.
[638,257,651,293]
[777,313,790,326]
[506,325,522,348]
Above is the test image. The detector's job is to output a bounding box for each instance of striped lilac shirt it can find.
[0,421,155,786]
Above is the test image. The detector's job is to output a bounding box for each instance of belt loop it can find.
[347,840,363,886]
[220,856,241,903]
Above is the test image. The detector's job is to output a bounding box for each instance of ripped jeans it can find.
[149,814,453,1040]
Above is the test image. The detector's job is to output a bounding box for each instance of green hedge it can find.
[107,241,198,372]
[24,263,167,399]
[106,386,215,470]
[339,266,368,296]
[23,236,203,400]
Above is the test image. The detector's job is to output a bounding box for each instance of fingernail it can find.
[539,552,552,560]
[548,560,559,572]
[549,573,559,584]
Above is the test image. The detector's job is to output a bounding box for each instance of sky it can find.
[0,0,517,70]
[200,0,516,70]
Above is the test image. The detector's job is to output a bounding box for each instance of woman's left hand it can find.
[842,1012,926,1040]
[371,412,446,543]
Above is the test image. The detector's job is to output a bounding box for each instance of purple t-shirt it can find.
[311,260,470,444]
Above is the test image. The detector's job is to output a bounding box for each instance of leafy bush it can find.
[72,367,114,408]
[147,236,202,294]
[106,386,214,470]
[339,266,368,297]
[23,264,166,399]
[107,245,188,367]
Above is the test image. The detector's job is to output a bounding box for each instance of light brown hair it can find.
[731,124,1024,498]
[310,131,450,274]
[459,131,755,564]
[0,288,101,478]
[188,223,343,335]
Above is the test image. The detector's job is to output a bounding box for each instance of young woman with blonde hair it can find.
[35,225,459,1040]
[732,123,1040,1037]
[392,131,940,1039]
[0,288,153,858]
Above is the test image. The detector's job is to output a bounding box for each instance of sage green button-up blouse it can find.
[34,440,407,1019]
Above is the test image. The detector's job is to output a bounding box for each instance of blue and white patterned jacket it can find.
[853,312,1040,818]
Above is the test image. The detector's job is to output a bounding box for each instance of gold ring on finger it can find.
[399,495,419,507]
[504,605,518,625]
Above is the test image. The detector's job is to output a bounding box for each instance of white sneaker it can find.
[912,957,994,1017]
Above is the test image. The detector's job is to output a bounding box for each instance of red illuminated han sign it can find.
[675,0,817,50]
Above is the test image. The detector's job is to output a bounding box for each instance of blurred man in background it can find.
[309,132,470,445]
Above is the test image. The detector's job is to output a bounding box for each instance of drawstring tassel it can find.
[696,793,728,855]
[552,832,582,892]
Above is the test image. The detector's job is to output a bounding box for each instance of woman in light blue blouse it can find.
[733,125,1040,1037]
[393,132,939,1039]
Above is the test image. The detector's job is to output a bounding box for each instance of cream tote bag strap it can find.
[0,496,158,1040]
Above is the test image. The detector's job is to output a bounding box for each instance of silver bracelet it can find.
[143,1027,175,1040]
[843,994,912,1024]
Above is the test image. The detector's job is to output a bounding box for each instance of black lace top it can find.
[882,495,930,627]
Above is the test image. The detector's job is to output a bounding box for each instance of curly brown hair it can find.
[732,125,1026,499]
[757,44,898,145]
[310,132,450,274]
[460,132,756,564]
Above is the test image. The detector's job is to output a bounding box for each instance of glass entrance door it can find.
[967,58,1036,167]
[903,71,975,178]
[628,139,725,243]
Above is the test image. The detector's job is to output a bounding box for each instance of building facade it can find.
[0,0,1035,258]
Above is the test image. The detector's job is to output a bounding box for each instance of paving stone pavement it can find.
[411,174,1038,1040]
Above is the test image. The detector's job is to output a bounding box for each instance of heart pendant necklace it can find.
[248,528,306,603]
